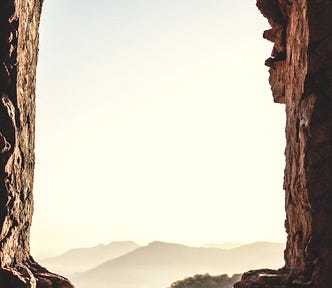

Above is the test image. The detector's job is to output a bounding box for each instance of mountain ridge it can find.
[72,241,285,288]
[39,240,140,275]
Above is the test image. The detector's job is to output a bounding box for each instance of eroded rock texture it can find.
[0,1,73,287]
[235,1,332,288]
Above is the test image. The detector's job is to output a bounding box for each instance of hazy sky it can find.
[31,0,287,258]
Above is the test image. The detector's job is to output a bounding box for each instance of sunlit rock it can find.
[0,0,73,287]
[235,1,332,287]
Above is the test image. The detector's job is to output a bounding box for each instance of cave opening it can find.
[1,1,332,288]
[32,1,287,260]
[0,0,296,287]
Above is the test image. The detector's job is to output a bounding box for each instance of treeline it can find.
[169,273,242,288]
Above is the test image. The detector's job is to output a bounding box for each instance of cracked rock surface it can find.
[235,1,332,288]
[0,0,73,287]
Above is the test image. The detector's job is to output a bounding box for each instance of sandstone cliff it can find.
[0,1,73,287]
[235,1,332,288]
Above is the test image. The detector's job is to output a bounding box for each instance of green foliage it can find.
[169,273,241,288]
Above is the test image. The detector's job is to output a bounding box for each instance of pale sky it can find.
[31,0,287,259]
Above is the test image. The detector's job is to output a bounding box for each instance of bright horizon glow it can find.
[31,0,287,259]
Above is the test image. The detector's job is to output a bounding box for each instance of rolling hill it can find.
[39,241,140,276]
[72,241,285,288]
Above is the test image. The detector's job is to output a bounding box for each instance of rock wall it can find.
[235,1,332,288]
[0,1,73,287]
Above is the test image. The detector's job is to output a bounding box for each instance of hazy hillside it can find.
[39,241,140,276]
[73,241,285,288]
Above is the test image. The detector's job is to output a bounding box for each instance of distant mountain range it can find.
[39,241,140,275]
[60,241,285,288]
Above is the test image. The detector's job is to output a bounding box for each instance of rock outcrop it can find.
[0,0,73,287]
[235,1,332,288]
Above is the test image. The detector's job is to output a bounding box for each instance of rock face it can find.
[0,1,73,287]
[235,1,332,288]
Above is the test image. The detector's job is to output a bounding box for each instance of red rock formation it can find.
[0,0,73,287]
[235,1,332,288]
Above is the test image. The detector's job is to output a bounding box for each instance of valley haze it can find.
[38,240,285,288]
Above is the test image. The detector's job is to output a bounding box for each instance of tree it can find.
[170,274,242,288]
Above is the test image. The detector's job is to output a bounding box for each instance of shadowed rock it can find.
[235,1,332,288]
[0,0,73,287]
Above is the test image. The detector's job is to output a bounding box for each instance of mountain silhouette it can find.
[72,241,285,288]
[39,241,140,276]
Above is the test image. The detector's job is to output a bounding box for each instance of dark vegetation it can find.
[170,273,242,288]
